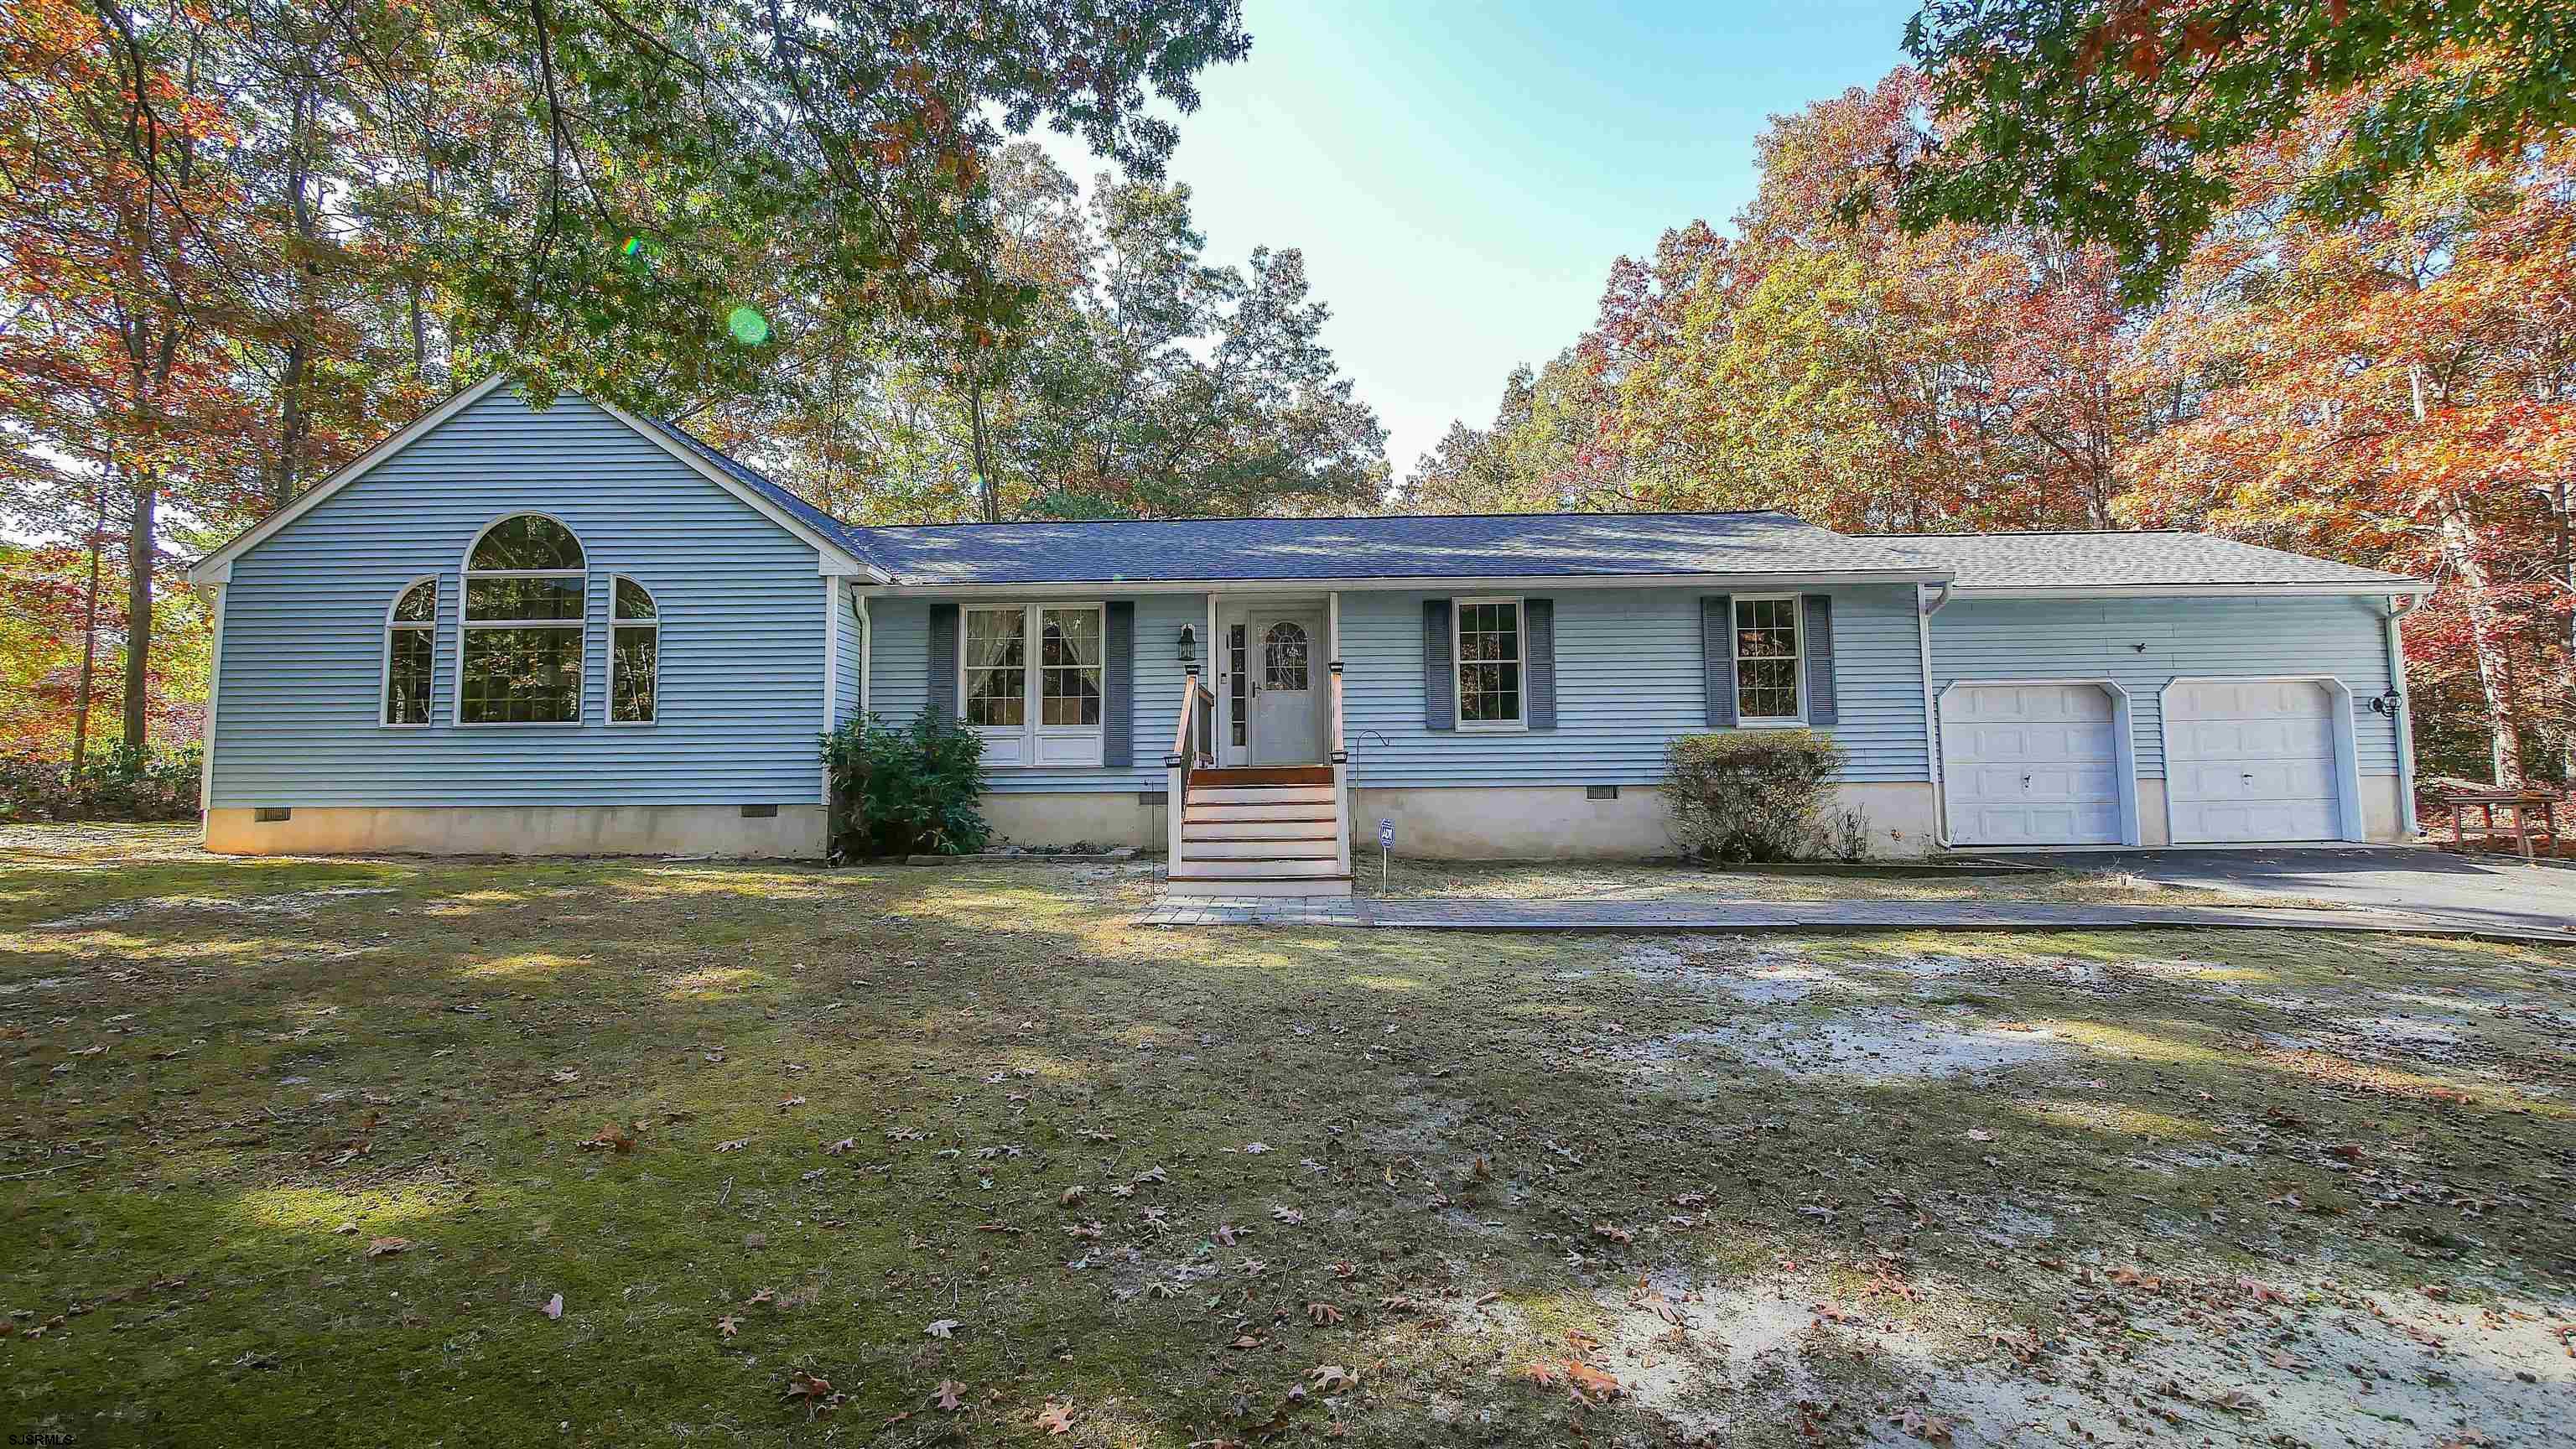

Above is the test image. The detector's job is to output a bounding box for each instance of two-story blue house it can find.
[186,377,2432,896]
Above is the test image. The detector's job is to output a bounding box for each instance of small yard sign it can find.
[1377,818,1394,889]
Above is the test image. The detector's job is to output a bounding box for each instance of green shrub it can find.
[0,744,203,823]
[820,713,989,859]
[1661,730,1846,863]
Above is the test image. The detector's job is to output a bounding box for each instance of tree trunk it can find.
[70,496,105,776]
[968,369,999,523]
[272,336,309,507]
[122,475,154,751]
[2557,475,2573,786]
[2437,498,2521,785]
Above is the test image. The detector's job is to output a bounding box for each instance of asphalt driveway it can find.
[2071,844,2576,937]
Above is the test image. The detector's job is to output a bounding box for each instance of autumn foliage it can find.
[1415,63,2575,787]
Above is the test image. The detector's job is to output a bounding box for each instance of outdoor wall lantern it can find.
[1177,623,1197,666]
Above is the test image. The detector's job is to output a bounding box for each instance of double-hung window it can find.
[1733,595,1803,724]
[960,604,1104,766]
[460,514,585,724]
[1454,597,1525,730]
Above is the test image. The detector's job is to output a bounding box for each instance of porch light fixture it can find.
[1177,623,1197,665]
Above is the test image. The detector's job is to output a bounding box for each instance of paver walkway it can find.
[1134,893,2576,944]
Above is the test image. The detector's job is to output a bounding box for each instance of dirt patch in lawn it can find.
[1,824,2568,1448]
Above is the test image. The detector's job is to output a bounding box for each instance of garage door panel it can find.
[1942,683,2125,847]
[2166,678,2344,844]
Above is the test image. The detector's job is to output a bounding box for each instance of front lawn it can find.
[3,825,2569,1447]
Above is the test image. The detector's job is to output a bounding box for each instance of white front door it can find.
[1249,612,1323,765]
[2166,679,2344,843]
[1940,683,2126,845]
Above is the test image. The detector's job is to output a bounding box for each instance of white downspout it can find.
[854,589,872,719]
[1916,582,1955,850]
[2386,593,2420,839]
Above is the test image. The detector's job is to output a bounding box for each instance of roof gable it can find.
[188,377,882,584]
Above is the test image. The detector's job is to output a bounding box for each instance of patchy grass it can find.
[3,824,2571,1448]
[1355,856,2334,908]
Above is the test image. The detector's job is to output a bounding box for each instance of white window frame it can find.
[608,575,660,727]
[1732,593,1806,727]
[1452,595,1529,733]
[380,575,439,729]
[455,512,588,728]
[958,602,1106,768]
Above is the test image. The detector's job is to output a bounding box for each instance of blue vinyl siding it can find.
[1338,586,1925,788]
[211,389,828,808]
[1928,595,2400,779]
[865,584,1929,790]
[865,594,1196,792]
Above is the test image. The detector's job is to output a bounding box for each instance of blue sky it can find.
[1031,0,1919,484]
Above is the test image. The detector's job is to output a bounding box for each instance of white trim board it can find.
[1952,582,2431,600]
[866,569,1954,600]
[185,376,886,584]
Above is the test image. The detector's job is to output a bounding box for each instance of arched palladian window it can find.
[460,514,584,724]
[383,579,437,725]
[610,577,658,724]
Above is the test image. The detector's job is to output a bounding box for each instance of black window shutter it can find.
[1422,599,1455,731]
[1524,597,1557,730]
[1701,595,1737,728]
[1103,601,1134,767]
[926,602,958,722]
[1802,595,1836,727]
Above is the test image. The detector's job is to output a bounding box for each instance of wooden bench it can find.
[2430,782,2559,860]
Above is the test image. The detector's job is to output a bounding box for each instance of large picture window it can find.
[1733,595,1803,722]
[958,603,1106,766]
[1454,598,1524,729]
[383,579,436,725]
[610,577,658,724]
[460,514,584,724]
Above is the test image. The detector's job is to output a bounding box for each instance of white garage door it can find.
[1940,683,2124,846]
[2166,679,2344,843]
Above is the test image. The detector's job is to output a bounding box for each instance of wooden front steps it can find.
[1167,766,1349,898]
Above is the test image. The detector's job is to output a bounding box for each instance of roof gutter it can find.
[1950,581,2433,600]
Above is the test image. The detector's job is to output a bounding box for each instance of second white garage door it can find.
[2165,678,2345,843]
[1940,683,2125,846]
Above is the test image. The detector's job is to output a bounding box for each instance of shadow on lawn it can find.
[2,845,2568,1445]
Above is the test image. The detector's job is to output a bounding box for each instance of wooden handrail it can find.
[1167,673,1202,763]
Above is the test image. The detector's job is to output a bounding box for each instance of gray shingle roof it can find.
[637,416,882,568]
[1877,532,2423,591]
[628,422,2423,594]
[854,512,1933,584]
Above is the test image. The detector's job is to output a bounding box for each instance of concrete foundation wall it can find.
[205,805,827,858]
[981,792,1163,849]
[1348,782,1941,860]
